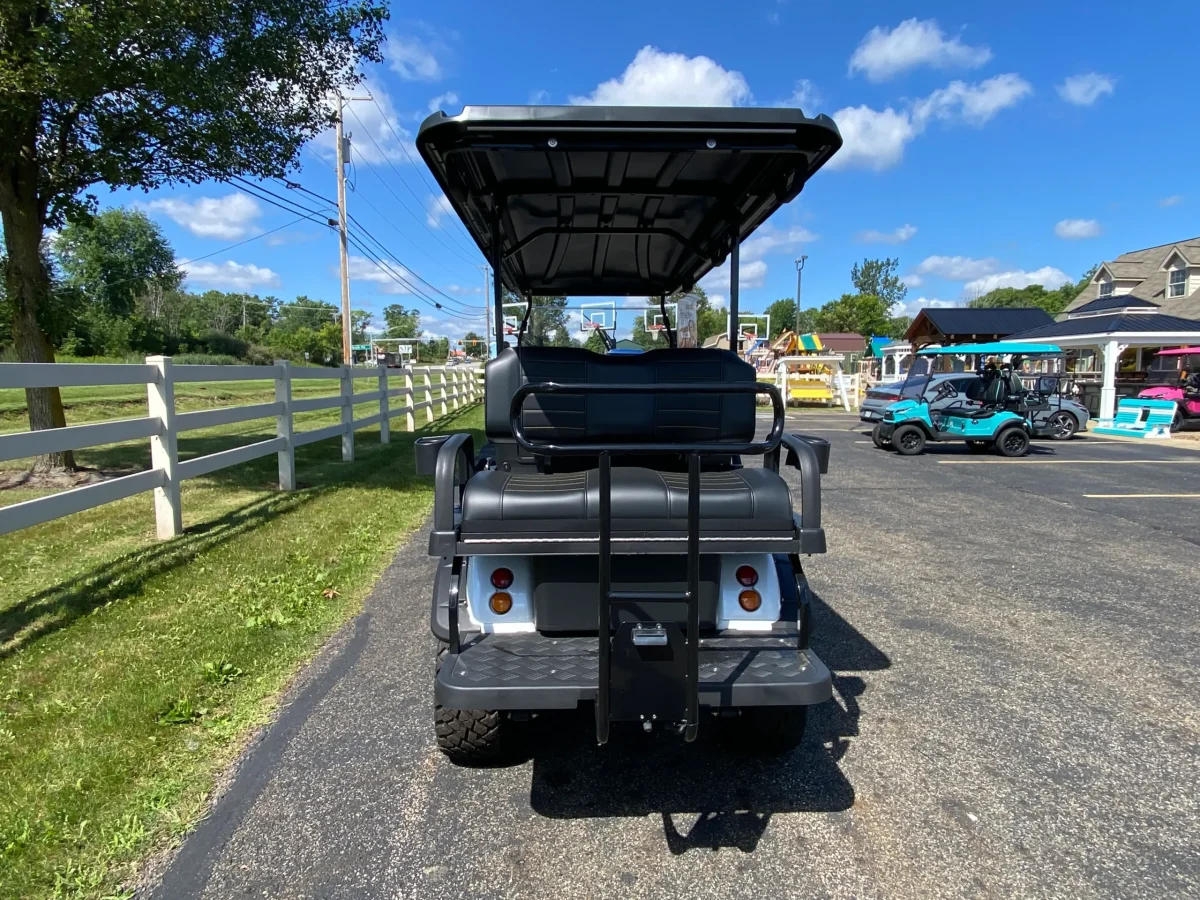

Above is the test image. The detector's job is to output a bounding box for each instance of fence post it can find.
[438,370,449,416]
[146,355,182,540]
[378,361,390,445]
[425,371,434,424]
[341,365,354,461]
[404,367,415,432]
[275,360,295,490]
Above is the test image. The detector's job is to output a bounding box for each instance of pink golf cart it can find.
[1138,347,1200,431]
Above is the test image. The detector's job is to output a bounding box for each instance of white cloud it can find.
[569,46,751,106]
[912,74,1033,127]
[914,255,1000,280]
[826,105,917,171]
[345,254,413,294]
[780,79,821,109]
[426,193,454,228]
[741,225,817,261]
[316,79,413,164]
[428,91,459,113]
[857,224,918,244]
[1159,195,1183,208]
[700,258,768,293]
[902,273,922,288]
[897,296,958,318]
[446,283,483,295]
[1054,218,1101,239]
[829,73,1030,171]
[849,18,992,82]
[389,35,443,81]
[182,260,281,290]
[1057,73,1115,106]
[145,193,262,240]
[529,89,551,104]
[964,266,1071,295]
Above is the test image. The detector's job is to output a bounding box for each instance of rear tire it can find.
[1171,409,1184,433]
[728,706,809,755]
[892,424,926,456]
[871,424,892,449]
[435,641,515,763]
[996,427,1030,457]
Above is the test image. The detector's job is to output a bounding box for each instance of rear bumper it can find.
[874,421,895,440]
[435,629,832,710]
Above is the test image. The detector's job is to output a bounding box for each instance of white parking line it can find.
[1084,493,1200,498]
[938,459,1200,465]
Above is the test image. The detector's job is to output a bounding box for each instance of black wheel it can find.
[435,641,516,763]
[871,424,892,449]
[1171,409,1184,433]
[1046,411,1078,440]
[996,427,1030,457]
[726,706,809,755]
[892,424,926,456]
[966,439,990,452]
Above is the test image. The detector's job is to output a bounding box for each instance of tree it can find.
[462,330,486,358]
[0,0,386,470]
[885,315,912,340]
[56,209,180,318]
[812,293,891,337]
[764,298,796,338]
[383,303,420,338]
[350,309,371,344]
[850,257,907,310]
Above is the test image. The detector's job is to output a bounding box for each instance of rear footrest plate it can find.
[435,630,832,710]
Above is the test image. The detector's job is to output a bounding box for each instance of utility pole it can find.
[794,255,808,333]
[335,96,352,365]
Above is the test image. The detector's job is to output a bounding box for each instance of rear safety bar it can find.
[505,380,822,745]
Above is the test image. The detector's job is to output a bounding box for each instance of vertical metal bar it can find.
[492,207,505,352]
[728,239,740,343]
[683,451,701,742]
[596,451,612,745]
[447,556,463,655]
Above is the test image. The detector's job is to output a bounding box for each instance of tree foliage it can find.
[850,257,907,308]
[966,269,1094,316]
[383,303,420,338]
[763,298,796,338]
[0,0,387,467]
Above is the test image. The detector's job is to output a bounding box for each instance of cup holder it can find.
[414,435,450,476]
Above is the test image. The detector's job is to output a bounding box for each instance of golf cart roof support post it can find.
[728,236,740,342]
[659,295,676,348]
[517,293,532,348]
[492,202,505,351]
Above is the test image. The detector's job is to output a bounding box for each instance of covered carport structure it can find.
[1002,307,1200,422]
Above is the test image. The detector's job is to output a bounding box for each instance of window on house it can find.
[1098,281,1113,297]
[1169,268,1186,298]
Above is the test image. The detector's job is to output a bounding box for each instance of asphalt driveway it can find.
[148,415,1200,900]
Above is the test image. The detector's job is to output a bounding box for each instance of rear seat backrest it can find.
[484,346,757,448]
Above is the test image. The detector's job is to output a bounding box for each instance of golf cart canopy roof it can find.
[416,105,842,296]
[917,341,1063,356]
[1154,346,1200,356]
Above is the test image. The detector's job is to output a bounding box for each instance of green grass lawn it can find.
[0,390,484,899]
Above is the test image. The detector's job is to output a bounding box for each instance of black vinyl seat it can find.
[469,345,797,538]
[461,465,792,536]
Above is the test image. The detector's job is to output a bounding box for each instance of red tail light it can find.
[491,567,514,589]
[735,565,758,587]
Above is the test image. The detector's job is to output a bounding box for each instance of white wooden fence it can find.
[0,359,483,541]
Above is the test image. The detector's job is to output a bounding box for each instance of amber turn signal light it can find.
[489,592,513,614]
[738,589,761,612]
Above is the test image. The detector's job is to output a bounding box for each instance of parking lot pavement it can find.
[149,418,1200,900]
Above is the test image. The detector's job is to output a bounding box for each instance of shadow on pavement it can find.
[526,590,890,853]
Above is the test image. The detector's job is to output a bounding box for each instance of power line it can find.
[362,94,478,246]
[343,106,481,266]
[343,231,479,321]
[177,216,311,266]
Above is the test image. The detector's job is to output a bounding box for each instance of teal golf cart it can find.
[871,342,1064,457]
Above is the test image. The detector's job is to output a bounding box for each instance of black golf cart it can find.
[412,105,843,761]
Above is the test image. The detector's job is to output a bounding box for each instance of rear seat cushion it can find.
[461,465,793,534]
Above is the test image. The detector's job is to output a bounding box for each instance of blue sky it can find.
[122,1,1198,340]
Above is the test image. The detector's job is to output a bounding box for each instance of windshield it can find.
[1148,353,1200,379]
[899,376,932,399]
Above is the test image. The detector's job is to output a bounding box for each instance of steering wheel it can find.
[931,382,957,403]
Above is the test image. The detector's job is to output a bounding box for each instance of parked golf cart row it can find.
[871,343,1068,457]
